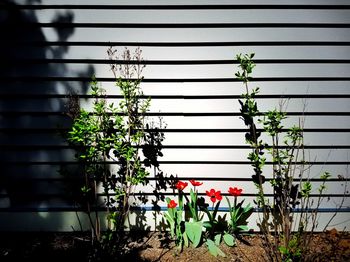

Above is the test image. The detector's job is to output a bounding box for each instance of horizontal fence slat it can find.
[1,41,350,47]
[0,177,346,182]
[1,128,350,133]
[2,4,350,10]
[2,58,350,65]
[1,145,350,150]
[0,160,348,165]
[1,112,350,116]
[1,94,350,99]
[0,192,348,198]
[1,76,350,82]
[3,22,350,28]
[0,206,348,213]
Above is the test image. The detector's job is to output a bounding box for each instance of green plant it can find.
[236,52,305,261]
[235,53,346,261]
[278,234,302,262]
[202,188,227,257]
[187,180,204,222]
[163,180,252,257]
[164,180,203,251]
[203,187,253,257]
[184,180,204,248]
[66,47,164,257]
[164,197,187,250]
[226,187,253,234]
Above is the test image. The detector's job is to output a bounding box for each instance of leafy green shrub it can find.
[65,47,164,257]
[235,53,345,261]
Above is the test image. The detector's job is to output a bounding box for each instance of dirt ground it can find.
[0,229,349,261]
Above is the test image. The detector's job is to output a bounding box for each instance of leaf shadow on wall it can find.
[0,0,94,230]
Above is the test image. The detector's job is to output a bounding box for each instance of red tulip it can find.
[175,181,188,191]
[228,187,243,197]
[167,199,177,209]
[189,179,203,187]
[206,189,222,203]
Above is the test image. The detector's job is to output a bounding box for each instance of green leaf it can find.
[203,221,212,229]
[206,239,218,257]
[176,210,183,224]
[216,246,226,257]
[237,225,248,231]
[278,245,288,255]
[212,200,221,220]
[214,234,221,246]
[164,213,175,237]
[206,239,226,258]
[183,231,189,248]
[190,188,196,202]
[189,189,198,220]
[244,203,253,213]
[320,171,331,180]
[223,233,236,247]
[185,221,202,248]
[164,212,174,223]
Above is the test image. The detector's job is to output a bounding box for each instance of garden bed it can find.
[0,229,349,261]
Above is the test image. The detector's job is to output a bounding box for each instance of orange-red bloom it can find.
[176,181,188,191]
[167,199,177,209]
[228,187,243,197]
[189,179,203,187]
[206,189,222,203]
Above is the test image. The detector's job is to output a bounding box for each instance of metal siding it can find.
[0,0,349,231]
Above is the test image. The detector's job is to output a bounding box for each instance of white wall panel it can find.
[40,28,350,42]
[55,46,350,60]
[0,0,349,232]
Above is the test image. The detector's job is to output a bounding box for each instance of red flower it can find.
[228,187,243,197]
[167,199,177,209]
[175,181,188,191]
[189,179,203,187]
[206,189,222,203]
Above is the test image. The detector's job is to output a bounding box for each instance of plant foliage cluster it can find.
[63,47,346,261]
[236,53,344,261]
[163,180,252,257]
[65,47,165,258]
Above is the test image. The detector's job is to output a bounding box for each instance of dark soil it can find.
[0,229,349,261]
